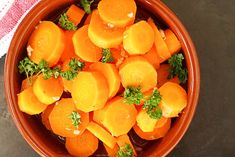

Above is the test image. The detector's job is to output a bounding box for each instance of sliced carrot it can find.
[65,130,98,157]
[84,14,92,25]
[72,25,102,62]
[147,18,171,63]
[111,47,129,68]
[21,76,37,91]
[90,62,120,98]
[49,98,89,137]
[123,20,154,55]
[101,97,137,136]
[143,46,160,69]
[103,143,119,157]
[41,104,55,130]
[18,87,47,115]
[93,108,106,126]
[98,0,136,27]
[71,71,109,112]
[86,122,116,149]
[119,56,157,92]
[133,117,171,140]
[117,134,137,156]
[159,82,187,117]
[33,74,63,105]
[165,29,181,55]
[28,21,65,67]
[88,10,125,48]
[66,4,85,26]
[157,64,180,88]
[59,30,77,62]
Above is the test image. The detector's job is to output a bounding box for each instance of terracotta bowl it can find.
[4,0,200,156]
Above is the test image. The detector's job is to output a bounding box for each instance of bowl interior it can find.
[4,0,200,156]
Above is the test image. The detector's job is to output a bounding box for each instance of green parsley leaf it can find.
[143,89,162,119]
[69,111,81,128]
[80,0,94,14]
[117,143,133,157]
[124,86,144,105]
[58,13,77,30]
[101,48,114,63]
[168,53,188,84]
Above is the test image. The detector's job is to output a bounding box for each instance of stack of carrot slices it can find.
[17,0,187,156]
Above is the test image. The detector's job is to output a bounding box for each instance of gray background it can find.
[0,0,235,156]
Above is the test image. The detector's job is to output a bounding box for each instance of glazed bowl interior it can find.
[4,0,200,156]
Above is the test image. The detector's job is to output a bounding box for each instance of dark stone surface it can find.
[0,0,234,156]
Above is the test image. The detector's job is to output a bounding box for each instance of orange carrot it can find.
[33,74,63,105]
[101,97,137,136]
[103,143,119,157]
[49,98,89,137]
[90,62,120,98]
[71,71,109,112]
[111,47,129,68]
[84,14,92,25]
[28,21,65,67]
[117,134,137,156]
[159,82,187,117]
[143,46,160,69]
[119,56,157,92]
[133,117,171,140]
[165,29,181,55]
[123,20,154,55]
[66,4,85,26]
[98,0,136,27]
[72,25,102,62]
[65,130,98,157]
[147,18,171,63]
[157,64,180,88]
[86,122,116,149]
[93,108,106,126]
[59,30,77,62]
[41,104,55,130]
[88,10,125,48]
[21,76,37,91]
[18,87,47,115]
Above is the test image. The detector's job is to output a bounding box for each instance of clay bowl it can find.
[4,0,200,156]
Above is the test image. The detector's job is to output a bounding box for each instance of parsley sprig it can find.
[168,53,188,84]
[117,143,133,157]
[80,0,94,14]
[69,111,81,128]
[58,13,77,30]
[101,48,114,63]
[123,86,144,105]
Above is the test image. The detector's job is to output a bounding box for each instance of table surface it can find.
[1,0,235,156]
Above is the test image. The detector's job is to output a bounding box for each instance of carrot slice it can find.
[49,98,89,137]
[133,117,171,140]
[88,10,125,48]
[157,64,180,88]
[102,97,137,136]
[87,122,116,149]
[147,18,171,63]
[119,56,157,92]
[72,25,102,62]
[159,82,187,117]
[21,76,37,91]
[90,62,120,98]
[123,20,154,55]
[117,134,137,156]
[41,104,55,130]
[103,143,119,157]
[59,30,77,62]
[84,14,92,25]
[165,29,181,55]
[33,74,63,105]
[71,71,109,112]
[98,0,136,27]
[28,21,65,67]
[66,4,85,26]
[18,87,47,115]
[93,108,106,126]
[65,130,98,157]
[143,46,160,69]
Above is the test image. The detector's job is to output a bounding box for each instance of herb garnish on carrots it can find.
[69,111,81,128]
[117,143,133,157]
[101,48,114,63]
[80,0,94,14]
[58,13,78,30]
[123,86,144,105]
[168,53,188,84]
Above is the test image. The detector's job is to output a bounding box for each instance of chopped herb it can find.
[69,111,81,128]
[117,143,133,157]
[58,13,77,30]
[18,57,39,81]
[124,86,144,105]
[80,0,94,14]
[143,89,162,119]
[101,48,114,63]
[168,53,188,84]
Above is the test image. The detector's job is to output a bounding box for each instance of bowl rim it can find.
[4,0,200,156]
